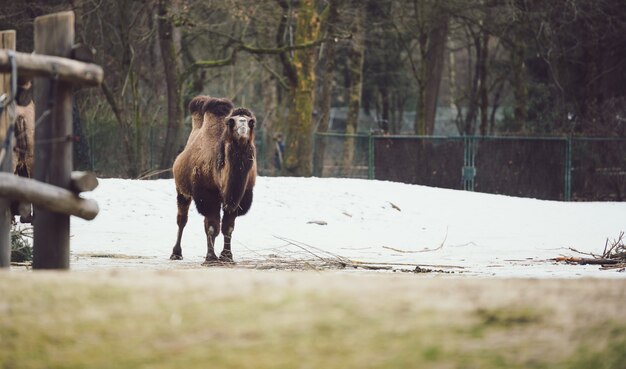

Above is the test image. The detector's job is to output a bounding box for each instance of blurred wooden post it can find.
[32,12,75,269]
[0,30,16,268]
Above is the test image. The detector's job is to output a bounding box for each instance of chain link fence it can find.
[571,138,626,201]
[76,121,625,201]
[313,133,626,201]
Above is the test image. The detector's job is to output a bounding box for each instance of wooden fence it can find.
[0,11,103,269]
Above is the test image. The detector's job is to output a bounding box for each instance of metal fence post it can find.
[368,133,374,180]
[564,136,572,201]
[149,125,154,170]
[462,136,476,191]
[311,131,318,176]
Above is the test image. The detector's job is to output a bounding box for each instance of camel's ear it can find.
[248,119,255,129]
[226,117,236,129]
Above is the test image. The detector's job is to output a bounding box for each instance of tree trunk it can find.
[448,36,462,134]
[478,31,489,136]
[157,0,184,174]
[423,16,449,135]
[314,0,339,177]
[463,29,481,135]
[343,4,366,172]
[489,80,505,135]
[380,86,390,133]
[393,92,407,134]
[261,70,279,175]
[511,35,527,132]
[282,0,321,177]
[414,14,449,135]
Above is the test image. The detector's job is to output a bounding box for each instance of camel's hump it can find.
[203,98,234,117]
[189,95,210,115]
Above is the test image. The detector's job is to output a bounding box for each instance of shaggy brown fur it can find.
[11,79,35,223]
[170,96,257,264]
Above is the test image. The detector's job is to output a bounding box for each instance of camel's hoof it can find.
[202,256,220,266]
[170,254,183,260]
[219,253,234,264]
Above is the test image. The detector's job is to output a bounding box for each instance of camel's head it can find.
[226,108,256,143]
[16,76,33,106]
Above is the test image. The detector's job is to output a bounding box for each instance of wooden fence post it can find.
[32,12,75,269]
[0,30,16,269]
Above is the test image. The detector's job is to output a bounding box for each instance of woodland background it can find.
[1,0,625,178]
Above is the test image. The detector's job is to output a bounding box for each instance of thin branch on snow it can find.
[382,227,448,253]
[254,235,465,272]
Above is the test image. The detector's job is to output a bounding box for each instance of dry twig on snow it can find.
[382,227,448,253]
[233,236,463,273]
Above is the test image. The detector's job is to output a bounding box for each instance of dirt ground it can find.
[1,266,625,369]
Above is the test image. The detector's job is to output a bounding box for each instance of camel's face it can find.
[228,115,255,141]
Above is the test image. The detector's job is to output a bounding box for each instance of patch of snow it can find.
[70,177,626,278]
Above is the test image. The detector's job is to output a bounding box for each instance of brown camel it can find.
[170,96,257,265]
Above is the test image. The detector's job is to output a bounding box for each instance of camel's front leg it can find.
[171,193,191,260]
[220,188,252,263]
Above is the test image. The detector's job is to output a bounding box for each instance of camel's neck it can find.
[226,140,254,172]
[217,138,254,170]
[219,139,255,211]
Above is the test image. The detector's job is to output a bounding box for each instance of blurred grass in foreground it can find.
[0,269,625,369]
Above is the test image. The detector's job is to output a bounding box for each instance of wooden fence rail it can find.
[0,49,103,86]
[0,173,99,220]
[0,11,103,269]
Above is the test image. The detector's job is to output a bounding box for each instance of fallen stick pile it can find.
[554,231,626,271]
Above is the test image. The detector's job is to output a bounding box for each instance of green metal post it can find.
[462,136,476,191]
[312,131,317,177]
[149,126,153,170]
[564,137,572,201]
[367,134,374,179]
[254,128,264,173]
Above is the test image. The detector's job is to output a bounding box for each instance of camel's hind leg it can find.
[194,188,222,265]
[220,212,237,263]
[220,189,253,263]
[171,192,191,260]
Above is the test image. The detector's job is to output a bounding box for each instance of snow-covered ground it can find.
[70,177,626,278]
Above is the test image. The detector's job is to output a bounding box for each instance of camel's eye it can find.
[227,118,235,128]
[248,119,255,129]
